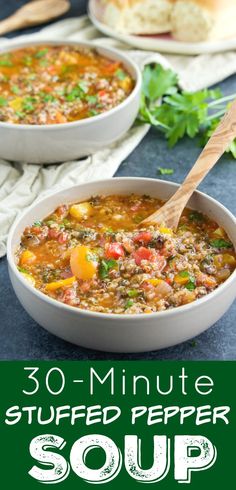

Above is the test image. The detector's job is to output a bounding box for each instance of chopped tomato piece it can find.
[134,231,152,244]
[133,247,166,270]
[105,61,120,73]
[105,242,125,259]
[48,228,60,240]
[133,247,153,265]
[98,90,107,97]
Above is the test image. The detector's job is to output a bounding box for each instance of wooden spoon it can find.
[0,0,70,35]
[141,99,236,230]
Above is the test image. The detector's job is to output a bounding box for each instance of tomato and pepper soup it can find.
[16,194,236,314]
[0,45,134,125]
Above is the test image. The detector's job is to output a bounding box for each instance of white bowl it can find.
[7,177,236,353]
[0,40,141,164]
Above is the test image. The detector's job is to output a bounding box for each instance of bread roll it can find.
[171,0,236,42]
[102,0,173,34]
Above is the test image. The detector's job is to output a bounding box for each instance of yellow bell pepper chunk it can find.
[20,250,36,266]
[70,246,98,280]
[21,272,36,287]
[213,254,223,269]
[174,273,189,285]
[159,227,173,236]
[9,97,23,111]
[212,227,225,238]
[119,77,133,92]
[45,276,76,292]
[69,202,92,221]
[147,278,163,286]
[222,254,236,266]
[212,254,235,268]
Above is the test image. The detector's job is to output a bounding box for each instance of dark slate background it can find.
[0,0,235,360]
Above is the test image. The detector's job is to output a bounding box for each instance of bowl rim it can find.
[0,39,142,130]
[7,177,236,322]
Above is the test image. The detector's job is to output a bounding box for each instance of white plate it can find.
[88,0,236,55]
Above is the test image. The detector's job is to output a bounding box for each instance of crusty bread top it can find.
[179,0,235,12]
[101,0,234,11]
[101,0,140,9]
[101,0,174,9]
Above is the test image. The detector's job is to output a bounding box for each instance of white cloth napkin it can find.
[1,15,236,257]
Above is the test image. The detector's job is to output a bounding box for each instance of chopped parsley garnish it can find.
[0,97,7,107]
[86,95,98,105]
[185,280,196,291]
[39,59,49,67]
[43,93,56,103]
[189,211,204,222]
[66,84,88,101]
[23,55,32,66]
[158,167,174,175]
[179,271,196,290]
[115,69,127,80]
[0,57,13,67]
[78,81,88,93]
[23,96,36,112]
[45,220,56,226]
[89,109,99,117]
[179,271,189,278]
[18,266,28,274]
[125,299,134,309]
[127,289,139,298]
[210,239,232,249]
[62,219,71,227]
[35,48,49,59]
[12,85,20,94]
[99,259,117,279]
[15,111,25,119]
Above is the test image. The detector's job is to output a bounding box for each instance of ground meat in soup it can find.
[16,194,236,314]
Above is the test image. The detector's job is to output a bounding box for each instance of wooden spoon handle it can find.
[142,98,236,229]
[0,15,27,35]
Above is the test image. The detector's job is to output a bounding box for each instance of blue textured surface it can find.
[0,0,235,359]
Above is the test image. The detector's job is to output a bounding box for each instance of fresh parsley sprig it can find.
[138,64,236,158]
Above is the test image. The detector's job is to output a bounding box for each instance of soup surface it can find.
[17,194,236,314]
[0,45,134,125]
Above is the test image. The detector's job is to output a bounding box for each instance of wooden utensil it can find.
[141,99,236,230]
[0,0,70,35]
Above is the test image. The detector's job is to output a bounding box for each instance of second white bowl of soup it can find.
[0,40,141,163]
